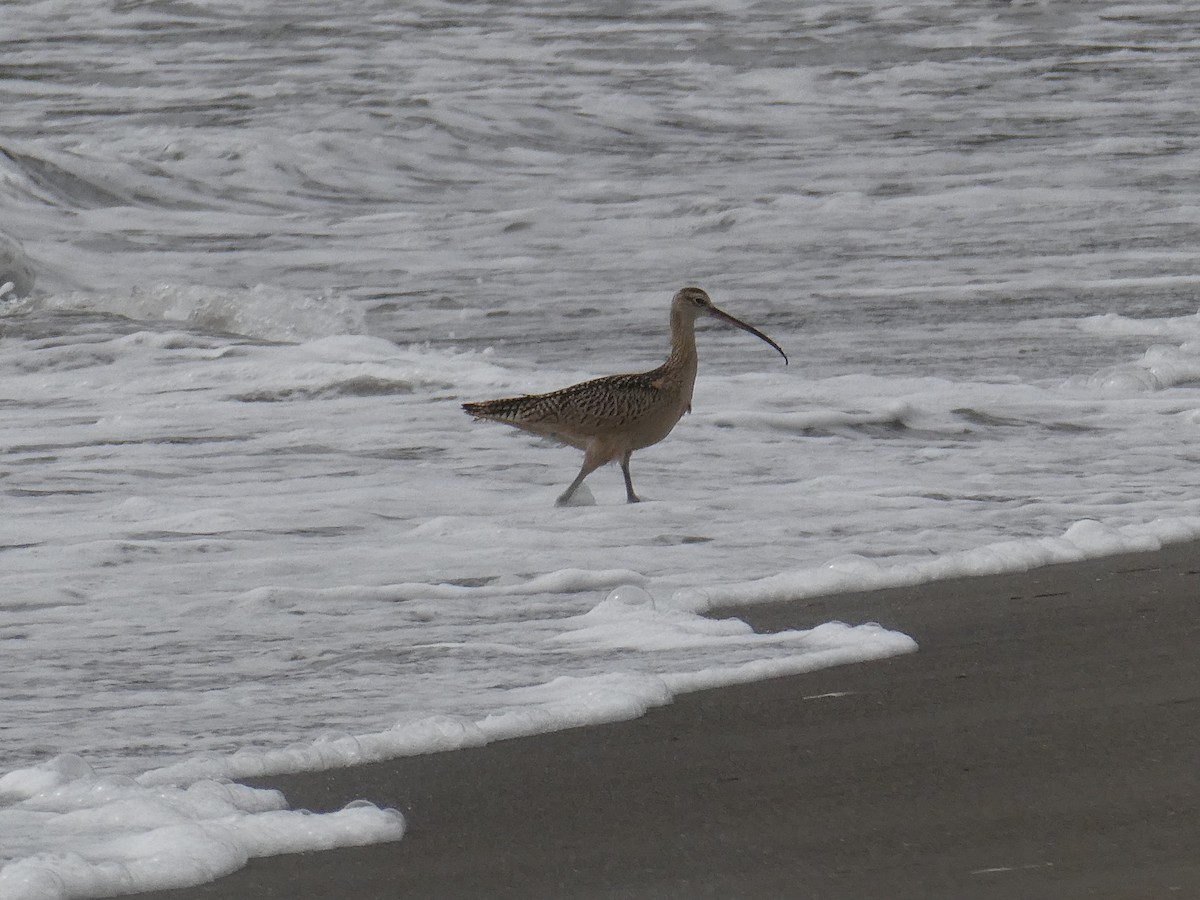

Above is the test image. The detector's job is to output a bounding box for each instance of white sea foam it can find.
[0,231,35,298]
[19,284,369,344]
[673,518,1200,611]
[3,0,1200,897]
[0,756,403,900]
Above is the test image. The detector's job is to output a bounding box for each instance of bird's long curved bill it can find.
[709,305,789,365]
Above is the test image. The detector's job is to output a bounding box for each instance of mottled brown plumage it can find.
[463,286,787,505]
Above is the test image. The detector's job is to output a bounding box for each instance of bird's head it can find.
[672,286,788,364]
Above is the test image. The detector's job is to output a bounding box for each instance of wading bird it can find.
[463,286,787,505]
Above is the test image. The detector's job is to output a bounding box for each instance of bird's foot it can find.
[556,484,595,507]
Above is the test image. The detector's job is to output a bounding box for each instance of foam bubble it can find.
[604,584,655,608]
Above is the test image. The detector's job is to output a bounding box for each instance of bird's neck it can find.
[667,306,699,370]
[664,307,699,414]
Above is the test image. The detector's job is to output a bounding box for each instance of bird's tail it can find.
[462,397,530,423]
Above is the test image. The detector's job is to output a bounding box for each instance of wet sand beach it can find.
[134,542,1200,900]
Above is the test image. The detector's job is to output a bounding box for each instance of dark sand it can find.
[135,543,1200,899]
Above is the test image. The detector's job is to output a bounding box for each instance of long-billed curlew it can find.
[462,286,787,506]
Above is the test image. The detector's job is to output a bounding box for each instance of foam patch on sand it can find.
[0,755,402,900]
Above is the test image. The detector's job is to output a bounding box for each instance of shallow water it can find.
[2,1,1200,897]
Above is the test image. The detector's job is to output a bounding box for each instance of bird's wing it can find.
[463,371,665,444]
[538,373,664,433]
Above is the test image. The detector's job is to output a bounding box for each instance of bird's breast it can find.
[620,370,695,451]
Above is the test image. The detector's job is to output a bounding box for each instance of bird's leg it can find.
[557,448,604,507]
[620,450,640,504]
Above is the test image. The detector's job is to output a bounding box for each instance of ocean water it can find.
[3,1,1200,896]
